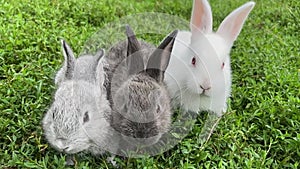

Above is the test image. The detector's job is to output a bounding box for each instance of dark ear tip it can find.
[95,49,104,58]
[169,30,179,38]
[99,49,105,55]
[125,24,135,38]
[61,39,69,50]
[60,39,66,45]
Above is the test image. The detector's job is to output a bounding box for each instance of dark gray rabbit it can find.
[102,25,178,153]
[42,40,112,156]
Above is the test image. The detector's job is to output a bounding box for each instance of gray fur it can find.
[102,26,177,151]
[42,40,112,155]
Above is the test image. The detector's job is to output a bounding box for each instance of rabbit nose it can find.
[200,85,211,91]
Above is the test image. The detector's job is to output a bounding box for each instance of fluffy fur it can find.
[102,26,177,152]
[42,40,112,155]
[164,0,255,116]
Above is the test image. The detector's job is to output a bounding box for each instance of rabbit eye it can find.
[191,57,196,66]
[221,62,225,69]
[83,111,89,123]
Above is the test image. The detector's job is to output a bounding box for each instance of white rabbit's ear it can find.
[190,0,213,34]
[216,2,255,46]
[146,30,178,82]
[55,40,76,85]
[125,25,144,76]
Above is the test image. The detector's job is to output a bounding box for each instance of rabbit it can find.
[42,40,113,156]
[102,25,177,153]
[164,0,255,116]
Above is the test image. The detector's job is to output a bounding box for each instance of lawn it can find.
[0,0,299,168]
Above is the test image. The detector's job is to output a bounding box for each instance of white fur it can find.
[42,40,113,155]
[165,0,255,116]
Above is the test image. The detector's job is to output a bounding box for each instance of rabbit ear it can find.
[94,49,105,84]
[61,40,76,79]
[146,30,178,82]
[190,0,213,34]
[95,51,106,87]
[125,25,144,76]
[217,2,255,46]
[55,40,76,84]
[95,48,104,58]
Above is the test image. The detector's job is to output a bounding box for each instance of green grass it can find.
[0,0,299,168]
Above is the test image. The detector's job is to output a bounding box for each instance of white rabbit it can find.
[42,40,113,156]
[165,0,255,116]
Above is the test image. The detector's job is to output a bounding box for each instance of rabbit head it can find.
[165,0,255,115]
[110,26,177,146]
[42,40,111,155]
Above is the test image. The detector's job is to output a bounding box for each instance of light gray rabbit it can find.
[102,25,178,154]
[42,40,112,156]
